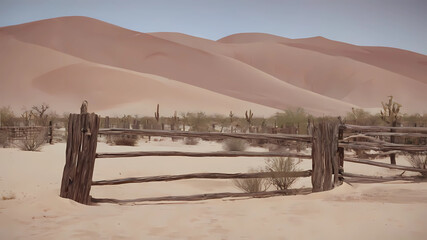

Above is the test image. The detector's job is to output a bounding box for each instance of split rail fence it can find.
[59,103,427,205]
[0,121,53,145]
[59,104,341,205]
[338,124,427,182]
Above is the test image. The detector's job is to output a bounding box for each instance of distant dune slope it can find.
[219,33,427,85]
[1,16,426,115]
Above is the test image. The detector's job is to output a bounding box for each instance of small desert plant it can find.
[112,135,139,146]
[222,138,248,151]
[265,157,301,190]
[233,168,270,193]
[406,154,427,178]
[184,137,199,145]
[0,131,8,148]
[1,192,16,200]
[16,129,47,151]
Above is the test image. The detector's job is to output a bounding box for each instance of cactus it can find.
[154,104,160,122]
[245,109,253,125]
[380,96,402,165]
[171,111,179,130]
[229,111,234,133]
[380,96,401,125]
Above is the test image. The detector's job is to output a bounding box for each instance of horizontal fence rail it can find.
[342,124,427,134]
[98,128,312,142]
[339,142,427,152]
[91,188,312,204]
[96,151,312,159]
[92,171,312,186]
[341,172,420,183]
[344,157,427,173]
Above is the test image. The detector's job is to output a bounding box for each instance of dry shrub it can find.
[0,131,8,148]
[112,135,139,146]
[16,129,47,151]
[265,157,301,190]
[184,137,199,145]
[1,192,16,200]
[406,154,427,178]
[222,138,247,151]
[233,168,270,193]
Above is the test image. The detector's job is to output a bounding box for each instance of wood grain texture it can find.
[91,188,312,204]
[344,157,427,173]
[60,113,100,205]
[92,171,312,186]
[96,151,312,159]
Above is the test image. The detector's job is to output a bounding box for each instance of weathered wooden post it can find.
[104,116,110,128]
[337,125,344,182]
[60,101,100,205]
[48,120,53,144]
[311,121,339,192]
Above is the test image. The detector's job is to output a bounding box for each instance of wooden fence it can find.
[59,103,427,205]
[59,103,342,205]
[338,124,427,182]
[0,121,53,145]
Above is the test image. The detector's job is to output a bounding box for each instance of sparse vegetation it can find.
[0,130,8,148]
[406,154,427,178]
[222,138,248,151]
[15,129,47,151]
[265,157,301,191]
[183,137,200,145]
[1,192,16,200]
[111,135,139,146]
[232,168,270,193]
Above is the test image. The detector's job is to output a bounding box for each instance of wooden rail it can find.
[91,188,312,204]
[92,171,312,186]
[98,128,312,142]
[96,151,312,159]
[344,157,427,173]
[342,172,420,183]
[342,124,427,134]
[339,142,427,152]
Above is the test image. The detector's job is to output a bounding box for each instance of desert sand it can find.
[1,139,426,239]
[1,16,427,115]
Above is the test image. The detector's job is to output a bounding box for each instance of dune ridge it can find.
[1,16,426,115]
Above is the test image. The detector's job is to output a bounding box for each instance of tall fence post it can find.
[311,121,339,192]
[60,101,100,205]
[48,120,53,144]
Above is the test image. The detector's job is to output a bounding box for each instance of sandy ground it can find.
[1,139,427,239]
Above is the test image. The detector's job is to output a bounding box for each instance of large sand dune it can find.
[1,16,427,115]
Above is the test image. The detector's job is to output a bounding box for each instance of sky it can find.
[1,0,426,54]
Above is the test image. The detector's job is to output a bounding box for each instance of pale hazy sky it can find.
[1,0,426,54]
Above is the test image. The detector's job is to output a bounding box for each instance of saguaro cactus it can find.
[171,111,179,130]
[154,104,160,122]
[380,96,402,165]
[245,109,253,125]
[229,111,234,133]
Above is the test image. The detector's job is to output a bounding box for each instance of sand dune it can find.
[0,32,278,116]
[155,32,427,113]
[1,16,427,115]
[0,16,356,115]
[219,33,427,85]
